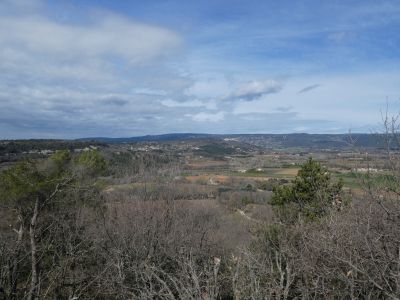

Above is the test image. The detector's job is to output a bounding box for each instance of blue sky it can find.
[0,0,399,138]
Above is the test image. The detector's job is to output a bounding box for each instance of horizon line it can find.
[1,131,381,141]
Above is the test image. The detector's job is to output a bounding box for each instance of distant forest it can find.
[0,140,106,156]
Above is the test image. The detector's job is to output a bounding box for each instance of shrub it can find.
[271,158,344,223]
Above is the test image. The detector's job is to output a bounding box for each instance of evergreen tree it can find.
[271,158,344,222]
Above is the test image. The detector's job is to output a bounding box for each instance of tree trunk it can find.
[9,219,24,300]
[27,199,39,300]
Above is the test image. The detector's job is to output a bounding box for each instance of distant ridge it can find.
[77,133,384,149]
[78,133,217,143]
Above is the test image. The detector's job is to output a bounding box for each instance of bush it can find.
[271,158,344,222]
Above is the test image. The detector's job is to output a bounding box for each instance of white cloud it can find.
[232,71,400,128]
[230,79,282,101]
[132,88,167,96]
[0,0,42,13]
[187,111,225,122]
[327,32,351,43]
[184,74,231,98]
[161,99,217,110]
[0,2,191,138]
[0,14,181,64]
[297,84,322,94]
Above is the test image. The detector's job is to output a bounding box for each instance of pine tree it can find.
[271,158,344,223]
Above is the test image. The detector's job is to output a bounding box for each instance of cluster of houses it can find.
[22,145,99,155]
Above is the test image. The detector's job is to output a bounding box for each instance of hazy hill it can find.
[78,133,384,149]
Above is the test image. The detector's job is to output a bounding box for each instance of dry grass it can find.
[185,174,271,185]
[273,168,299,176]
[187,160,227,169]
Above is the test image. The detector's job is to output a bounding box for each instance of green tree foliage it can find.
[51,149,71,170]
[0,161,44,216]
[271,158,344,222]
[0,150,107,299]
[74,149,107,176]
[1,149,107,216]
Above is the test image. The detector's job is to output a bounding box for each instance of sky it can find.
[0,0,399,139]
